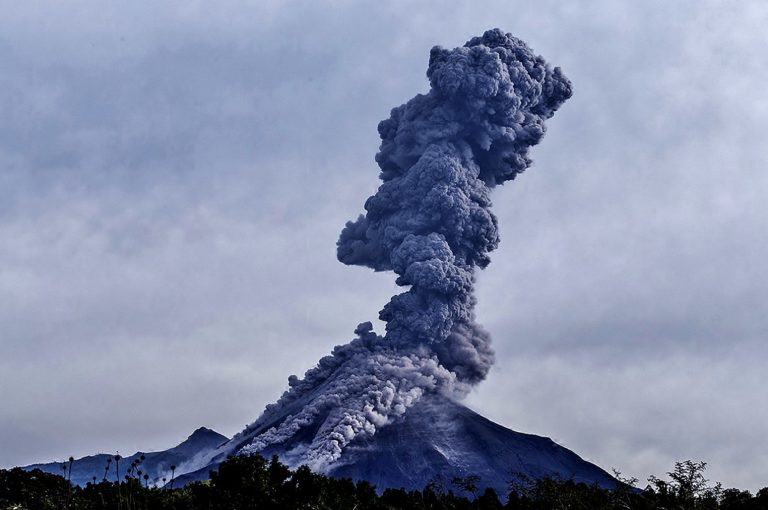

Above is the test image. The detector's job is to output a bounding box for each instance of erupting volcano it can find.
[161,29,613,493]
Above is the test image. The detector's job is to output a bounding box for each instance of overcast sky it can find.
[1,0,766,492]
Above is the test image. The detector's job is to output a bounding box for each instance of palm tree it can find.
[66,456,74,509]
[169,465,176,490]
[114,453,122,510]
[59,464,66,509]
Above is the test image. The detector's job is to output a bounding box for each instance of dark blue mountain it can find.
[24,427,228,488]
[328,396,617,494]
[173,395,617,495]
[25,395,616,496]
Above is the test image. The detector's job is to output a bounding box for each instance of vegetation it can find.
[2,454,767,509]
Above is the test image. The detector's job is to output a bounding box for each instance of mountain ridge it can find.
[24,427,228,487]
[25,397,616,496]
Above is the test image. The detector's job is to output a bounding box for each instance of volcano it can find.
[170,28,591,495]
[26,29,599,499]
[172,394,616,495]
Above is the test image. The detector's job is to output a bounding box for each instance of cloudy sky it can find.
[2,0,766,492]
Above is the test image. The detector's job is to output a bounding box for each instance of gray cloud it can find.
[1,0,766,492]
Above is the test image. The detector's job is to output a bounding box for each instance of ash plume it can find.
[238,29,571,470]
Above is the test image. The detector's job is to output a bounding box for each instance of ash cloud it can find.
[239,29,571,470]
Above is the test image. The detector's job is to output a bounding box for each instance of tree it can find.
[452,474,481,498]
[169,464,176,489]
[114,453,122,509]
[647,460,721,510]
[474,487,503,509]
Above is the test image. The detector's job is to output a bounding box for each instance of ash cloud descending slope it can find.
[237,29,571,470]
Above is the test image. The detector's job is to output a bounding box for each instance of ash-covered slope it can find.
[25,427,228,488]
[328,395,616,494]
[174,395,615,495]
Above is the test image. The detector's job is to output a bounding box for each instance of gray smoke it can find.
[238,29,571,470]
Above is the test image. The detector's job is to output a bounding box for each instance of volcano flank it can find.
[172,395,616,495]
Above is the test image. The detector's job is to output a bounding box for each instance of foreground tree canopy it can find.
[2,454,767,510]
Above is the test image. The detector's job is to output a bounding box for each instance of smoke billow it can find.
[238,29,571,470]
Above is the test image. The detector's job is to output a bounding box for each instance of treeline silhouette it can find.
[2,454,767,509]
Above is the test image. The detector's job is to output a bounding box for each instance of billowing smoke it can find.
[238,29,571,471]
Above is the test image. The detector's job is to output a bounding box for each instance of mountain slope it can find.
[25,397,616,495]
[25,427,228,487]
[173,395,616,495]
[328,396,616,494]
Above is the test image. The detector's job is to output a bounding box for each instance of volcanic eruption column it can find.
[239,29,572,470]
